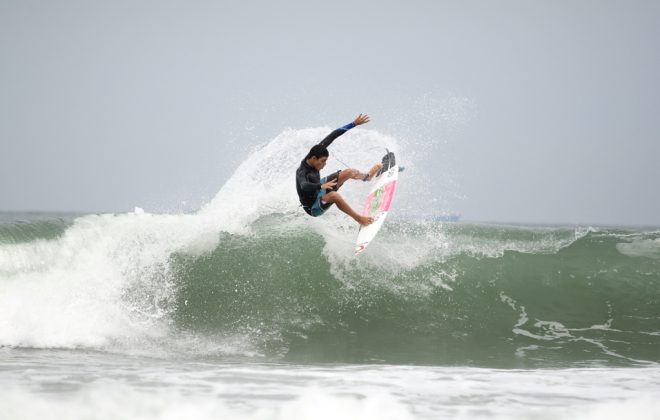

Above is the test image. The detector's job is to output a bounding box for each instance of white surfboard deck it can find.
[355,163,399,255]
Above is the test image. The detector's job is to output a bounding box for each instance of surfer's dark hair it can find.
[305,144,329,160]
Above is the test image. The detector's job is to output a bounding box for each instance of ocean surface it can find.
[2,128,660,419]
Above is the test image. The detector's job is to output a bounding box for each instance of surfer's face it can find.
[309,156,328,171]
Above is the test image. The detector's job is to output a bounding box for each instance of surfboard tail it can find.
[377,151,396,177]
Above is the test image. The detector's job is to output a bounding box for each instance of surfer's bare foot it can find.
[356,215,373,226]
[365,163,383,181]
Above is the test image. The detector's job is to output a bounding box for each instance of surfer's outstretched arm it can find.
[318,114,370,148]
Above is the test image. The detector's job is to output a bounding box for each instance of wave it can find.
[168,222,660,367]
[1,128,659,367]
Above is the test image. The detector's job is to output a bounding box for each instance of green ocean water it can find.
[2,212,659,368]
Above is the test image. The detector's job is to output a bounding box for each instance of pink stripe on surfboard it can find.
[361,180,397,216]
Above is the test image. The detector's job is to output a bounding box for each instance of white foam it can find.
[574,398,660,420]
[0,385,414,420]
[616,238,660,259]
[0,212,218,349]
[3,362,660,420]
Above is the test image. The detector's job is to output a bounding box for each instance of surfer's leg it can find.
[322,192,373,226]
[336,164,383,187]
[365,163,383,181]
[336,169,365,188]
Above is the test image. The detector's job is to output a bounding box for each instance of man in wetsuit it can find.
[296,114,382,226]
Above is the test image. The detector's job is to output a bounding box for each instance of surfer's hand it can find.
[321,179,338,190]
[353,114,370,126]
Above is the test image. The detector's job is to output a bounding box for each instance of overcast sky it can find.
[1,0,659,225]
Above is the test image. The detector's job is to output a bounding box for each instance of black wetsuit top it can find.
[296,122,356,215]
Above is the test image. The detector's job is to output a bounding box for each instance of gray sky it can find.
[1,0,659,225]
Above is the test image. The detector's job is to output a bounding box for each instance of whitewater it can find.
[1,128,660,419]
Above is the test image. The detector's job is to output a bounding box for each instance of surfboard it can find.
[355,152,399,255]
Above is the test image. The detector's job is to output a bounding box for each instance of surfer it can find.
[296,114,382,226]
